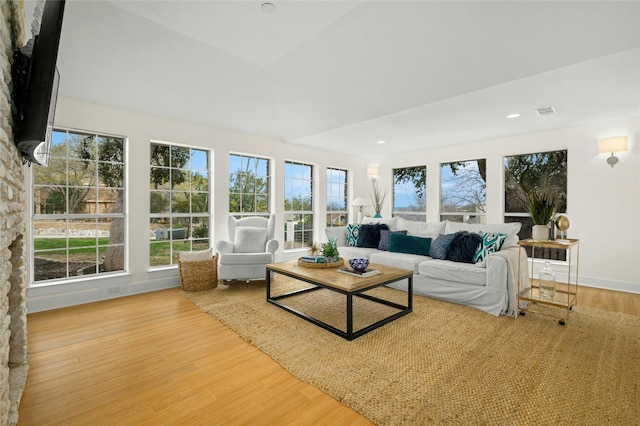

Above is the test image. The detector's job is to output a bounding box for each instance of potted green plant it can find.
[527,188,559,240]
[321,238,340,263]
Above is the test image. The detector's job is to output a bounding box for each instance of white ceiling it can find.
[26,1,640,156]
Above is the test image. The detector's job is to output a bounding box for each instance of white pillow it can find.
[324,226,347,247]
[396,218,446,238]
[234,227,268,253]
[179,247,214,261]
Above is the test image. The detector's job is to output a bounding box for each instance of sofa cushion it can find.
[445,221,521,248]
[218,252,273,265]
[378,229,408,251]
[369,251,429,274]
[418,259,487,286]
[339,246,380,261]
[473,232,507,264]
[346,224,360,246]
[234,227,268,253]
[325,226,347,247]
[429,233,457,260]
[357,223,389,248]
[446,231,483,263]
[388,233,432,256]
[396,218,446,238]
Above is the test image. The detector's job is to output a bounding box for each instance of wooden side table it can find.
[517,238,580,325]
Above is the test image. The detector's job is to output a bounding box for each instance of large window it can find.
[32,129,126,283]
[229,153,270,217]
[440,159,486,223]
[284,161,313,250]
[149,142,210,267]
[326,167,348,227]
[392,166,426,221]
[504,150,568,259]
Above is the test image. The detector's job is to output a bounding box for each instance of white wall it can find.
[365,116,640,293]
[26,98,639,312]
[26,97,368,312]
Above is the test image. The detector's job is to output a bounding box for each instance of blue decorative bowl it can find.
[349,258,369,272]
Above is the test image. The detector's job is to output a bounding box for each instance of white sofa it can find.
[325,217,528,317]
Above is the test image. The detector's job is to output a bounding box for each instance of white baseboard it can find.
[27,272,180,313]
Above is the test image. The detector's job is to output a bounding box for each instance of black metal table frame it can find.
[266,267,413,341]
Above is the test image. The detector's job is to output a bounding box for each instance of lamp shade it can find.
[352,197,369,208]
[598,136,629,154]
[367,166,379,177]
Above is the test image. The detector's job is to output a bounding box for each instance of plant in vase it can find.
[320,238,340,263]
[370,178,388,218]
[527,187,559,240]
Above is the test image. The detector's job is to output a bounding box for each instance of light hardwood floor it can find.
[18,285,640,425]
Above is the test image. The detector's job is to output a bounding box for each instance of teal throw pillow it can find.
[473,232,507,264]
[388,233,432,256]
[346,224,360,247]
[378,229,408,251]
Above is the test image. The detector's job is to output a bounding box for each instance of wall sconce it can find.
[367,166,379,178]
[598,136,629,167]
[352,197,369,224]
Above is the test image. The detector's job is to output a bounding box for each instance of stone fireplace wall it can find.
[0,1,28,425]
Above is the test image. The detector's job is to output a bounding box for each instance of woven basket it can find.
[298,257,344,269]
[178,254,218,291]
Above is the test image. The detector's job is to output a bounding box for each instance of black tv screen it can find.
[12,0,65,166]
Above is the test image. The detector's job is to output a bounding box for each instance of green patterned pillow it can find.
[346,224,360,247]
[473,232,507,264]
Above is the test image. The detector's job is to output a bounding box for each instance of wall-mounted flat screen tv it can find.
[12,0,65,166]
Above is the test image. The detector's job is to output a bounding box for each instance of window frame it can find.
[439,158,487,224]
[228,152,271,218]
[283,160,314,251]
[503,149,568,261]
[149,140,212,268]
[392,165,426,222]
[30,127,127,285]
[326,167,348,228]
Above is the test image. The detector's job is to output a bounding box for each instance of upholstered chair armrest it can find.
[216,240,235,254]
[266,239,279,256]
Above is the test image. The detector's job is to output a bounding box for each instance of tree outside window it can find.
[440,159,486,223]
[504,150,567,259]
[392,166,426,221]
[149,142,210,267]
[326,168,348,227]
[229,153,270,218]
[32,129,126,282]
[284,161,313,250]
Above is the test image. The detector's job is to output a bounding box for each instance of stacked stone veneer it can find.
[0,1,28,425]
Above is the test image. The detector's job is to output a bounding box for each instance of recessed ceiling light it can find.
[261,2,276,13]
[506,113,521,119]
[377,140,386,144]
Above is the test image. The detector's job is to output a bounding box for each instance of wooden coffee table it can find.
[266,260,413,340]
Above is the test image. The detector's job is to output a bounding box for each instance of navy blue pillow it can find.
[446,231,483,263]
[429,233,457,259]
[388,233,432,256]
[356,223,389,248]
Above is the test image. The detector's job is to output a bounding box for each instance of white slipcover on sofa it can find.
[325,217,528,317]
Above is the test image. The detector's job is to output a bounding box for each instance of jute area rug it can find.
[182,276,639,425]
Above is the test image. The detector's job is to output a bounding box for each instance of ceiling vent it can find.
[534,106,557,117]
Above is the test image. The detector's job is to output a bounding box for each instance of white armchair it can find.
[216,215,279,282]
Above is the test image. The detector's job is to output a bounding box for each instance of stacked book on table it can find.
[337,267,381,277]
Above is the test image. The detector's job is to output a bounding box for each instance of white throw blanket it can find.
[493,246,530,317]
